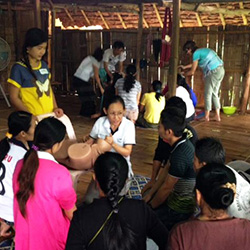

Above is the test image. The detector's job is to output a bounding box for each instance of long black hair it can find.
[196,163,236,210]
[16,117,66,217]
[92,47,104,62]
[0,111,32,163]
[152,80,163,101]
[123,64,136,93]
[177,74,192,98]
[94,152,137,250]
[22,27,48,80]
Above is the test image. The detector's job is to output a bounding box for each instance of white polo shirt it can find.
[74,56,101,82]
[176,86,195,119]
[103,48,126,73]
[226,165,250,220]
[90,116,135,177]
[0,142,27,222]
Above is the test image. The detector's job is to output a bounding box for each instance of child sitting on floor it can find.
[13,117,76,250]
[0,111,36,239]
[136,80,165,128]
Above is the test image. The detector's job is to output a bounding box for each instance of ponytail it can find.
[16,117,66,218]
[177,74,191,98]
[94,152,137,250]
[123,64,136,93]
[16,149,39,217]
[22,55,38,81]
[152,80,163,102]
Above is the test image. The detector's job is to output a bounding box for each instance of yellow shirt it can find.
[8,61,54,116]
[141,92,165,124]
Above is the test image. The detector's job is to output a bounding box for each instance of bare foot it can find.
[215,116,221,122]
[205,117,210,122]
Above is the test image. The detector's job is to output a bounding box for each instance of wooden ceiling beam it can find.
[153,3,163,28]
[64,8,74,22]
[239,2,248,26]
[143,17,149,28]
[98,11,110,29]
[81,10,91,26]
[117,13,127,29]
[180,19,183,28]
[216,3,226,27]
[195,12,202,27]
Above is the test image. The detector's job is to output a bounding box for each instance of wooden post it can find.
[136,3,143,81]
[168,0,181,97]
[51,9,56,82]
[34,0,41,28]
[240,36,250,114]
[47,0,56,82]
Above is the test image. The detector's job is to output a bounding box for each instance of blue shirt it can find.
[193,48,223,76]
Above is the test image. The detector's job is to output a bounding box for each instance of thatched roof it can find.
[2,0,250,29]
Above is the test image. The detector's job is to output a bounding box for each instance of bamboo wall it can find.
[180,26,250,109]
[54,26,250,109]
[0,6,250,110]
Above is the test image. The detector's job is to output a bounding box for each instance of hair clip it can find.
[5,132,13,139]
[222,182,236,194]
[32,145,39,151]
[113,208,119,214]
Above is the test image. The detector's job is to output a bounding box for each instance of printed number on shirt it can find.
[0,163,6,195]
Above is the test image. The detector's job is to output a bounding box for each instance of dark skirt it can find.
[73,76,96,116]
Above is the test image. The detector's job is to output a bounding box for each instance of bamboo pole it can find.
[239,2,248,26]
[64,8,74,22]
[153,3,163,28]
[168,0,181,97]
[240,36,250,114]
[143,17,149,28]
[136,3,143,81]
[195,13,202,27]
[98,11,110,29]
[81,10,91,26]
[51,9,56,82]
[117,13,127,29]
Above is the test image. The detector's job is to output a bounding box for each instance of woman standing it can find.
[180,41,224,122]
[73,48,104,117]
[8,28,63,118]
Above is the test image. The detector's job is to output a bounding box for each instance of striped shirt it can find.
[115,78,141,111]
[167,136,196,213]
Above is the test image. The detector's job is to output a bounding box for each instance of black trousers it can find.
[73,76,96,116]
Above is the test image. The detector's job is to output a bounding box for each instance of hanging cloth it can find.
[160,7,172,68]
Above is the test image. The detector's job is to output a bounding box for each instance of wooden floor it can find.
[1,94,250,203]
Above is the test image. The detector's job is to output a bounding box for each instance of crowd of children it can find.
[1,27,250,250]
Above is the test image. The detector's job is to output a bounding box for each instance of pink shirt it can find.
[13,151,76,250]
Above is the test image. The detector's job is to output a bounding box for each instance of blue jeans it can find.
[154,203,192,231]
